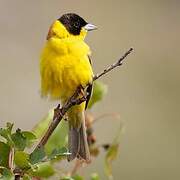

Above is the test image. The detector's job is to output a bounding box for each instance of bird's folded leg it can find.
[78,85,89,99]
[63,114,68,121]
[76,85,84,97]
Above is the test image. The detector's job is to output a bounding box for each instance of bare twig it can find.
[33,48,133,152]
[93,47,133,81]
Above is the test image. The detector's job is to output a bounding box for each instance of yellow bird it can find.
[40,13,97,162]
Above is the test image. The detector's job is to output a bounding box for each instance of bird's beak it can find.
[84,23,97,31]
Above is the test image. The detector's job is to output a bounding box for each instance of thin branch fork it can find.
[93,47,133,81]
[33,47,133,152]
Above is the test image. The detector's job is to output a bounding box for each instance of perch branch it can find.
[35,86,85,149]
[33,47,133,152]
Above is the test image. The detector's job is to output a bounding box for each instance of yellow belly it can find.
[40,37,93,101]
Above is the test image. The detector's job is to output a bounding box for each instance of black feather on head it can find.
[58,13,88,35]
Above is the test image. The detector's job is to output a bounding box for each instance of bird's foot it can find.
[53,104,63,121]
[63,114,68,121]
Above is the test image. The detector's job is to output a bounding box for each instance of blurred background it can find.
[0,0,180,179]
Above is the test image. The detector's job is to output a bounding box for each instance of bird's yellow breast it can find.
[40,35,93,101]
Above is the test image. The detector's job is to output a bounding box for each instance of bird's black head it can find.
[58,13,88,35]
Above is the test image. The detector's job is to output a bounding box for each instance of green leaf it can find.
[0,123,14,146]
[0,142,10,167]
[22,131,36,141]
[11,130,36,151]
[88,81,107,109]
[62,174,85,180]
[72,174,84,180]
[29,147,46,165]
[6,123,13,133]
[0,167,14,180]
[22,174,31,180]
[0,123,13,139]
[32,110,68,154]
[105,143,119,178]
[104,123,123,178]
[61,177,74,180]
[22,131,37,147]
[48,147,70,161]
[29,162,55,178]
[0,128,10,143]
[14,151,30,169]
[32,110,54,139]
[45,120,68,154]
[11,129,26,151]
[90,173,100,180]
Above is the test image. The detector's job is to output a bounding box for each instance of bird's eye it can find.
[74,22,79,28]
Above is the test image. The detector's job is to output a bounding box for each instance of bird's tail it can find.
[67,111,90,162]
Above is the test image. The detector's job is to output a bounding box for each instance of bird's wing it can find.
[85,56,93,109]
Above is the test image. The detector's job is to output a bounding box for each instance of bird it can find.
[40,13,97,162]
